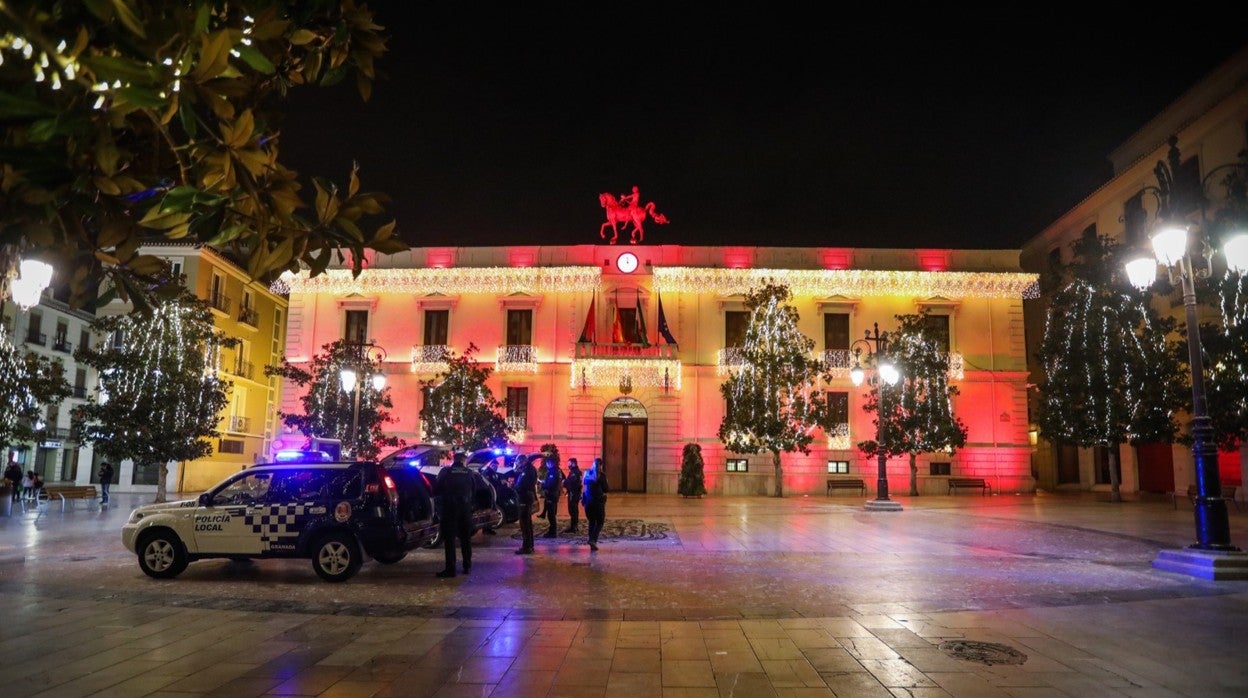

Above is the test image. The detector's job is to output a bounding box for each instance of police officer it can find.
[562,458,583,533]
[540,456,563,538]
[513,454,539,554]
[434,452,476,577]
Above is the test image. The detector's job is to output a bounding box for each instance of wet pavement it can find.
[1,490,1246,696]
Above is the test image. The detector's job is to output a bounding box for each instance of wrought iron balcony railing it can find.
[72,386,87,399]
[410,344,450,373]
[229,360,254,381]
[573,342,677,359]
[52,337,73,353]
[496,344,538,373]
[826,422,851,450]
[506,415,527,432]
[716,347,745,376]
[207,290,232,314]
[238,307,259,327]
[24,332,46,346]
[227,415,251,432]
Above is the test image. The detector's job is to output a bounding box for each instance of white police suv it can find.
[121,454,434,582]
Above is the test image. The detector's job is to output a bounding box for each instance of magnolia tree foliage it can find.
[267,339,401,459]
[72,293,232,502]
[418,344,510,452]
[0,0,404,309]
[858,313,968,496]
[1036,231,1184,501]
[0,327,71,452]
[718,283,828,497]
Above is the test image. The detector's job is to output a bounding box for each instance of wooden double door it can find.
[603,418,647,493]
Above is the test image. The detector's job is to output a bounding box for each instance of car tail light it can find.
[374,464,399,508]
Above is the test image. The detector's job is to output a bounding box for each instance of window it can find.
[55,321,68,347]
[506,309,533,345]
[219,439,246,455]
[170,260,183,280]
[26,312,43,344]
[824,313,849,351]
[344,310,369,344]
[506,387,528,429]
[213,471,273,505]
[62,448,79,481]
[1174,155,1201,215]
[826,391,849,424]
[209,273,226,309]
[74,369,87,398]
[726,458,749,472]
[922,314,950,353]
[930,461,952,476]
[79,329,90,352]
[111,328,125,348]
[273,310,283,340]
[1123,193,1147,246]
[618,307,641,344]
[827,460,849,474]
[725,310,749,347]
[424,309,449,345]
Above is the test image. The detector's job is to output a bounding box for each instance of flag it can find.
[635,301,650,347]
[578,296,596,344]
[657,294,678,344]
[610,305,626,343]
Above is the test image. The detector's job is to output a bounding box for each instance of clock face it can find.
[617,252,639,273]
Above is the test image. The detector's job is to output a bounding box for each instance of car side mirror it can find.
[198,493,212,506]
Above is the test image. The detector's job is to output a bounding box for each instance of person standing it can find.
[98,461,114,506]
[540,456,563,538]
[562,458,583,533]
[582,457,609,551]
[433,452,476,577]
[513,454,539,555]
[4,462,21,501]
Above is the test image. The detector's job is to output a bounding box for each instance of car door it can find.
[192,470,273,555]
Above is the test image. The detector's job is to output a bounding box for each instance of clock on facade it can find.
[616,252,639,273]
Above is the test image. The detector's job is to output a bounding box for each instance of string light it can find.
[410,345,450,374]
[654,268,1039,299]
[272,267,602,295]
[570,358,682,390]
[826,422,851,449]
[495,345,538,373]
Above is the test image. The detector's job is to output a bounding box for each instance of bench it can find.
[40,485,100,512]
[1170,484,1240,512]
[948,477,992,496]
[826,478,866,496]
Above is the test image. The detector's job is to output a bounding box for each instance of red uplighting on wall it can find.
[508,248,536,268]
[723,247,753,269]
[820,249,851,270]
[917,249,950,272]
[427,248,456,269]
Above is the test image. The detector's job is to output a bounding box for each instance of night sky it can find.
[279,6,1248,252]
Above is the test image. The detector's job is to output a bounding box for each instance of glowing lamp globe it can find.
[370,373,386,391]
[339,368,358,393]
[849,365,865,387]
[20,259,54,290]
[9,279,43,310]
[879,361,900,386]
[1125,256,1158,290]
[1150,224,1189,266]
[1224,233,1248,274]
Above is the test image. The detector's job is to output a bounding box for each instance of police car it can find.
[121,452,433,582]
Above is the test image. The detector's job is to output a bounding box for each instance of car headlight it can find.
[128,511,145,524]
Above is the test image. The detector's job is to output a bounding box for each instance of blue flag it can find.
[657,294,677,345]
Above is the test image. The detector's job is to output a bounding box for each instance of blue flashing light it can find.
[274,449,333,463]
[492,448,503,456]
[504,447,515,455]
[407,459,422,468]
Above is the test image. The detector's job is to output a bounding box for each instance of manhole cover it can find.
[938,640,1027,666]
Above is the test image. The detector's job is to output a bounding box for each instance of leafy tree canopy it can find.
[0,0,404,309]
[0,327,71,450]
[418,344,511,452]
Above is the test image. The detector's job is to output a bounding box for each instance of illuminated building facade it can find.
[280,245,1037,496]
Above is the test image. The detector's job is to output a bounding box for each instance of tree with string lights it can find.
[859,312,968,496]
[0,328,71,456]
[718,282,827,498]
[72,291,232,502]
[267,339,401,460]
[419,344,510,452]
[1036,230,1185,502]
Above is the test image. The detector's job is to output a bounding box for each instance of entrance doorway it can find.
[602,397,647,493]
[1136,442,1175,493]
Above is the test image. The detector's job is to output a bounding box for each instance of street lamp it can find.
[850,322,902,512]
[338,342,388,458]
[1,252,54,314]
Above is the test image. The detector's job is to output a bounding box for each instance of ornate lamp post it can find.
[1124,137,1248,578]
[850,323,902,512]
[338,342,387,458]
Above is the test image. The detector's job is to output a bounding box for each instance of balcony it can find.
[207,290,232,316]
[716,347,745,376]
[496,344,538,373]
[228,359,254,381]
[227,415,251,433]
[947,351,964,380]
[506,415,527,431]
[24,332,46,346]
[410,344,450,374]
[237,306,259,328]
[72,385,87,399]
[822,349,852,377]
[52,337,73,353]
[571,343,681,391]
[826,422,851,450]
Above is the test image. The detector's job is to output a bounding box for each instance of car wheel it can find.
[137,530,188,579]
[311,532,362,583]
[372,549,407,564]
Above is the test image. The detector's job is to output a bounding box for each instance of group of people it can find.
[3,463,43,502]
[432,452,609,578]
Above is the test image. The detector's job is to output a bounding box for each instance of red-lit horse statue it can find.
[599,186,669,244]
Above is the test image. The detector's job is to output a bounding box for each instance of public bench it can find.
[948,477,992,496]
[826,478,867,496]
[1170,483,1241,512]
[40,485,100,512]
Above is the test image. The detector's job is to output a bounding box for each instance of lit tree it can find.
[72,292,232,502]
[267,339,401,459]
[859,313,968,496]
[0,0,403,309]
[718,282,827,497]
[1036,231,1185,502]
[0,327,71,454]
[419,344,510,451]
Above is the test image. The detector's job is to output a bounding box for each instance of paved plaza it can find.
[1,489,1246,697]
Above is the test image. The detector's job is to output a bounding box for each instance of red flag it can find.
[578,297,596,344]
[610,306,626,343]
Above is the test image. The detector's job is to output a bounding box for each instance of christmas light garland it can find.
[272,267,602,295]
[826,422,851,450]
[570,359,682,390]
[409,345,450,374]
[653,268,1039,299]
[495,345,539,373]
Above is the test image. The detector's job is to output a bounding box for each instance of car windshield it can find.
[212,471,274,506]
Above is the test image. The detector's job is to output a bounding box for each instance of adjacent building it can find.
[278,245,1037,496]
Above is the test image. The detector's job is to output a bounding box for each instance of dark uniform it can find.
[434,454,476,577]
[513,456,539,554]
[562,460,583,533]
[540,459,563,537]
[582,458,609,551]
